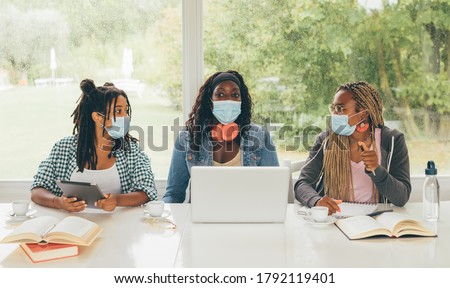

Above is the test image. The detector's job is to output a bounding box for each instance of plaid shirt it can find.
[31,135,157,200]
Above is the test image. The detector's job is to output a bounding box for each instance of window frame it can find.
[182,0,203,122]
[1,0,448,199]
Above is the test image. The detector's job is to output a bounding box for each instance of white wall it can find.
[0,176,449,203]
[0,179,167,203]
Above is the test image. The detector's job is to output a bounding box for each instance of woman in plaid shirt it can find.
[31,79,157,212]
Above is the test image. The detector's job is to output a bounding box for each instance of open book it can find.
[335,212,436,240]
[0,216,102,246]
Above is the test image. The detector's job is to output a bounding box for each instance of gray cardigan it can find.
[294,126,411,207]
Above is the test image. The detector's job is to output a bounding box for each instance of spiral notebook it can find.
[297,202,378,218]
[333,202,378,218]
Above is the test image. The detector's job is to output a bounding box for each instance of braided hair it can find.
[323,81,384,202]
[71,79,134,172]
[185,70,253,152]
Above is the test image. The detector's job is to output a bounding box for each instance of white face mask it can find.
[99,114,131,139]
[212,100,241,125]
[330,110,366,136]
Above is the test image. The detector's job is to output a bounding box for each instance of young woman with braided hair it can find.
[163,70,279,203]
[31,79,157,212]
[295,81,411,213]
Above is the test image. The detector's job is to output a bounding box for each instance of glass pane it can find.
[204,0,450,175]
[0,0,182,179]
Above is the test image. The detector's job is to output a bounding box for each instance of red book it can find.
[20,243,79,263]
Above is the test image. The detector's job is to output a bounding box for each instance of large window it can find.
[204,0,450,175]
[0,0,182,179]
[0,0,449,180]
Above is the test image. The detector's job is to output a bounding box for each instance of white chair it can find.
[282,159,306,203]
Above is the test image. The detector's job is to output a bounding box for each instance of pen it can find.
[367,209,393,217]
[358,142,376,176]
[40,224,56,238]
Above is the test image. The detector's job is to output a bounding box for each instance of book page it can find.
[333,202,378,218]
[375,212,435,236]
[48,216,97,239]
[335,215,391,239]
[1,216,59,243]
[375,212,412,232]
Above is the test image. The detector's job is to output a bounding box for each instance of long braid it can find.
[323,81,384,202]
[186,70,253,152]
[323,132,352,200]
[71,79,134,172]
[72,80,98,171]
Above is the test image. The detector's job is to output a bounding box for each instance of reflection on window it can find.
[1,1,449,179]
[204,0,450,175]
[0,1,182,179]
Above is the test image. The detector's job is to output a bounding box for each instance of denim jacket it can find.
[163,123,279,203]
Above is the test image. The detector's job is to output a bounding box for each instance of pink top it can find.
[351,128,382,203]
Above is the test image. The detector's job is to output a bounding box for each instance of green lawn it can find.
[0,85,448,179]
[0,85,181,179]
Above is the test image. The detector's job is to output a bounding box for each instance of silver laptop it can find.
[191,166,290,223]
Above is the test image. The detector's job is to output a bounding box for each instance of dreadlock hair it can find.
[185,70,253,152]
[71,79,134,172]
[322,81,384,202]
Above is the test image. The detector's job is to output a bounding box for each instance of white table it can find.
[0,204,189,267]
[175,202,449,268]
[0,202,449,267]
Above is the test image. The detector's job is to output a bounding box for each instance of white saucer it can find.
[5,209,37,220]
[303,216,336,226]
[143,210,171,219]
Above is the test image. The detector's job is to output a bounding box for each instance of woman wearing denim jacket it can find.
[163,71,279,203]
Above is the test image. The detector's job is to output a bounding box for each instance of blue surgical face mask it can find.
[330,110,366,136]
[212,100,241,125]
[104,116,131,139]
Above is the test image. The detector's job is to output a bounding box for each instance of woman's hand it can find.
[316,196,342,214]
[58,196,87,212]
[95,194,117,212]
[359,142,379,173]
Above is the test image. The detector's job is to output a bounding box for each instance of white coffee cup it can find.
[146,200,164,217]
[12,200,30,216]
[307,206,328,222]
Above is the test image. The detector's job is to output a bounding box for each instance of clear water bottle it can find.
[423,160,439,221]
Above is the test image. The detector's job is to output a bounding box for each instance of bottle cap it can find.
[425,160,437,175]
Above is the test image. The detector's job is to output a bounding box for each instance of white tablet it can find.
[56,180,105,208]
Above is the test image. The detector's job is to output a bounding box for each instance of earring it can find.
[356,122,369,133]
